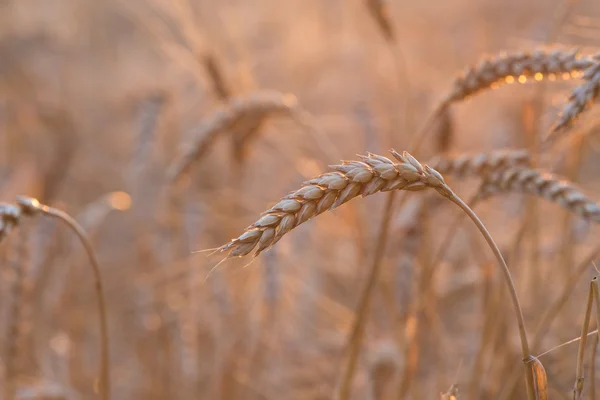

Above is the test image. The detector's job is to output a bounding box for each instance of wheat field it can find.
[3,0,600,399]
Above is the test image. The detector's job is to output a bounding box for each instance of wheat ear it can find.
[218,151,534,399]
[218,151,447,258]
[443,49,594,105]
[167,90,298,183]
[427,149,531,178]
[478,167,600,222]
[548,60,600,141]
[14,196,110,400]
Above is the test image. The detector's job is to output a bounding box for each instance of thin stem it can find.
[429,192,481,274]
[592,278,600,343]
[591,278,600,399]
[574,280,594,399]
[533,243,600,349]
[18,198,110,400]
[336,192,396,400]
[442,187,534,400]
[592,334,599,400]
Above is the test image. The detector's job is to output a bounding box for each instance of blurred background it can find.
[2,0,600,398]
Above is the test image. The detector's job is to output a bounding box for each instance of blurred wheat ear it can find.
[443,49,594,105]
[478,167,600,222]
[428,148,531,178]
[411,49,593,156]
[166,90,299,184]
[548,60,600,143]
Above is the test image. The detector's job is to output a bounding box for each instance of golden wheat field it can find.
[5,0,600,399]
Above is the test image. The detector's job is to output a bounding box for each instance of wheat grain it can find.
[478,167,600,222]
[167,90,298,183]
[427,149,531,178]
[218,151,447,258]
[444,49,595,105]
[549,61,600,140]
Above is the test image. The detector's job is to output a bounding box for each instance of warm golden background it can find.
[2,0,600,398]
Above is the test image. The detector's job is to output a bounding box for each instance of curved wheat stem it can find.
[548,61,600,141]
[167,90,298,183]
[443,49,594,105]
[218,151,448,258]
[14,196,110,400]
[478,167,600,222]
[427,149,531,178]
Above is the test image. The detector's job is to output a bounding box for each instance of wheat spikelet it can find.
[427,149,531,178]
[368,341,401,400]
[440,384,459,400]
[167,90,298,183]
[0,203,22,243]
[200,53,232,101]
[218,151,448,258]
[366,0,395,42]
[444,49,595,105]
[478,167,600,222]
[549,61,600,140]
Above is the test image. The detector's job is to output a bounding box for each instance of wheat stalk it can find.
[218,151,448,258]
[443,49,595,105]
[427,149,531,178]
[478,167,600,222]
[548,60,600,141]
[167,90,298,183]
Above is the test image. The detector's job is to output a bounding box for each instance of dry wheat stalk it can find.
[218,151,448,258]
[167,90,298,183]
[478,167,600,222]
[427,149,531,178]
[444,49,595,105]
[549,60,600,140]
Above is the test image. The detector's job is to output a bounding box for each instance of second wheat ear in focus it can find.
[217,150,536,400]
